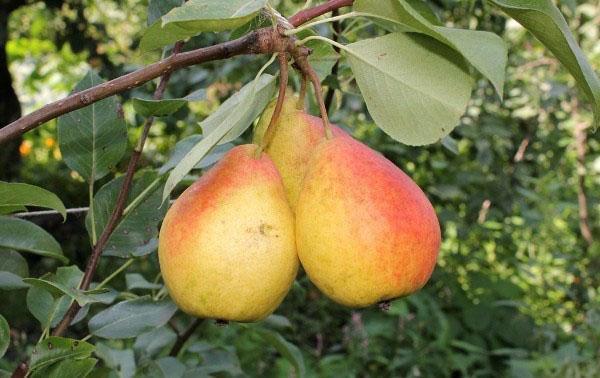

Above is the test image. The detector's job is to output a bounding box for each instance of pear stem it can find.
[297,73,308,110]
[306,62,333,139]
[257,51,290,156]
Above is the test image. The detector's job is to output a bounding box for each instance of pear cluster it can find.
[158,93,441,322]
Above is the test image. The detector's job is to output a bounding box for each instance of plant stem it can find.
[169,318,203,357]
[88,180,97,245]
[297,73,308,110]
[0,0,356,144]
[51,41,186,339]
[285,12,358,35]
[259,52,290,153]
[96,258,134,290]
[122,177,161,216]
[304,63,333,139]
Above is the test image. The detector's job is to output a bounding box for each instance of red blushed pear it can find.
[158,144,298,322]
[295,136,441,308]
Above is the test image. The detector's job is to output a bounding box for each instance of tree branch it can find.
[288,0,354,27]
[169,318,203,357]
[0,0,355,144]
[574,122,593,246]
[50,42,185,337]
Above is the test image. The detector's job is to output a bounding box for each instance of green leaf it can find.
[261,315,293,330]
[200,74,277,143]
[147,0,183,25]
[136,358,186,378]
[29,337,95,373]
[183,346,243,376]
[95,343,136,378]
[346,32,473,145]
[0,272,29,290]
[25,266,83,329]
[132,98,187,117]
[27,286,71,329]
[31,358,97,378]
[88,297,177,339]
[140,0,268,52]
[0,314,9,359]
[125,273,162,290]
[0,248,28,277]
[488,0,600,128]
[87,171,167,258]
[0,205,26,214]
[0,216,66,263]
[162,74,276,200]
[158,135,233,175]
[254,328,305,377]
[133,327,177,358]
[132,89,206,117]
[354,0,507,97]
[0,182,66,220]
[57,70,127,182]
[23,277,106,307]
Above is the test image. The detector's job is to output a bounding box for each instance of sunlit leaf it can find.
[346,32,473,145]
[140,0,268,51]
[354,0,507,97]
[488,0,600,127]
[162,74,276,200]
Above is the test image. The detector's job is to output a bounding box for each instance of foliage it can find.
[1,0,599,377]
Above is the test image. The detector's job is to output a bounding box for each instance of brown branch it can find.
[51,42,186,338]
[574,122,593,246]
[289,0,354,27]
[259,51,289,152]
[9,2,357,375]
[0,0,355,144]
[169,318,203,357]
[324,8,342,111]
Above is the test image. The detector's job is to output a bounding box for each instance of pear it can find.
[295,135,440,307]
[158,144,298,321]
[253,93,347,210]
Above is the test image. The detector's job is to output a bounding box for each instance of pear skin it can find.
[253,94,347,209]
[158,144,298,321]
[295,136,440,307]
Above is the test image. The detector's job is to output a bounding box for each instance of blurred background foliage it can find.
[1,0,599,377]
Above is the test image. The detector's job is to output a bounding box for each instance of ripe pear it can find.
[253,93,346,209]
[158,144,298,322]
[295,135,440,307]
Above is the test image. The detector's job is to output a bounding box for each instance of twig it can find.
[51,42,186,338]
[169,318,203,357]
[259,51,289,152]
[513,136,530,163]
[12,207,89,218]
[574,122,593,246]
[288,0,354,27]
[324,9,341,111]
[0,0,355,144]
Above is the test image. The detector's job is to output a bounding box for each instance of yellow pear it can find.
[253,93,346,210]
[158,144,298,321]
[295,135,440,307]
